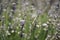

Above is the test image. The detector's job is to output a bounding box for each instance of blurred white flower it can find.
[6,31,11,35]
[46,21,49,24]
[42,23,48,27]
[27,36,30,39]
[13,18,15,21]
[12,2,16,5]
[48,19,51,21]
[46,0,50,4]
[16,27,19,29]
[24,33,27,38]
[31,14,37,18]
[11,30,14,33]
[43,28,48,31]
[2,16,5,18]
[22,2,29,7]
[3,9,6,11]
[45,34,51,40]
[10,9,14,12]
[18,14,21,16]
[57,23,60,26]
[29,25,32,30]
[15,17,19,21]
[23,27,25,31]
[18,31,20,34]
[31,6,36,10]
[24,2,29,6]
[58,36,60,38]
[47,35,51,37]
[36,25,40,28]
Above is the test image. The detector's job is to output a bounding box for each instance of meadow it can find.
[0,0,60,40]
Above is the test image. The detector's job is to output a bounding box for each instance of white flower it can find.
[2,16,5,18]
[18,31,20,34]
[57,23,60,26]
[31,6,36,10]
[11,30,14,33]
[18,14,21,16]
[36,25,40,28]
[43,28,48,31]
[12,3,16,5]
[10,9,14,12]
[16,27,19,29]
[47,21,49,24]
[25,2,29,5]
[58,36,60,38]
[6,31,11,35]
[3,9,6,11]
[47,35,51,37]
[15,17,19,21]
[23,27,25,31]
[29,26,32,30]
[42,23,48,27]
[27,36,30,39]
[24,33,27,38]
[31,14,37,18]
[13,18,15,21]
[48,19,51,21]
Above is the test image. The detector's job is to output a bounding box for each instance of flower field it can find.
[0,0,60,40]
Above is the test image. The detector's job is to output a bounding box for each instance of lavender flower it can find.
[11,3,16,11]
[20,19,25,26]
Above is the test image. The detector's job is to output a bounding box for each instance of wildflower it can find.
[25,2,29,6]
[10,9,14,12]
[42,23,48,27]
[6,30,11,36]
[22,2,29,6]
[46,0,50,4]
[24,33,27,38]
[57,23,60,26]
[20,19,25,26]
[18,31,20,34]
[48,19,51,22]
[3,9,6,11]
[23,27,25,31]
[46,21,49,24]
[27,36,30,39]
[45,34,51,40]
[18,14,21,16]
[1,16,5,21]
[15,17,19,22]
[12,2,16,5]
[8,23,13,30]
[36,25,40,28]
[12,3,16,10]
[37,9,42,14]
[31,14,37,18]
[11,30,14,33]
[31,6,36,10]
[43,28,48,31]
[35,35,38,38]
[29,25,32,30]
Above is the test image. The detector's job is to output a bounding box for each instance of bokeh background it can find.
[0,0,60,40]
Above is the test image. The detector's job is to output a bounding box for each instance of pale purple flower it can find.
[20,20,25,26]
